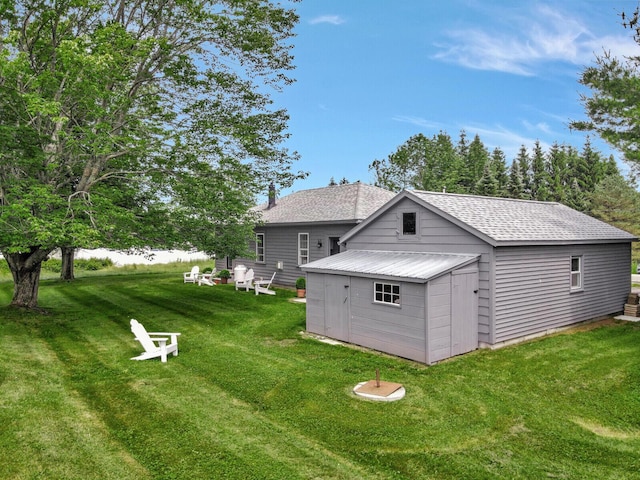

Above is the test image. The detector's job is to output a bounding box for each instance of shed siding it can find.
[494,243,631,342]
[428,275,452,363]
[345,197,494,344]
[349,277,427,363]
[235,224,353,287]
[305,272,327,335]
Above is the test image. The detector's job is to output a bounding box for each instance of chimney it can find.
[267,182,276,209]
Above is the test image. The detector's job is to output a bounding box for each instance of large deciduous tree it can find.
[0,0,302,309]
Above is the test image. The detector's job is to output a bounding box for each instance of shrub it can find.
[295,277,306,289]
[219,269,231,279]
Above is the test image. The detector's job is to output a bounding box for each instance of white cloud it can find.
[392,115,442,129]
[309,15,346,26]
[433,4,637,76]
[460,124,551,161]
[523,120,552,135]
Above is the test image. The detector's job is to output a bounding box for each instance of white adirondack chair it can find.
[235,268,255,291]
[255,272,276,295]
[198,270,217,286]
[183,266,200,283]
[130,319,181,363]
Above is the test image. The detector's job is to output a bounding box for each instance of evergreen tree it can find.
[530,140,550,200]
[546,142,568,202]
[515,145,532,198]
[589,174,640,261]
[490,148,510,197]
[507,160,527,199]
[430,132,465,193]
[475,162,499,196]
[465,134,490,193]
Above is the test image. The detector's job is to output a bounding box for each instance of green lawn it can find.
[1,271,639,479]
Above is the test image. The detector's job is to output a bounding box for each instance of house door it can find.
[329,237,340,256]
[324,275,350,341]
[451,269,479,356]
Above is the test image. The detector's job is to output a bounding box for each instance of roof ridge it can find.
[411,189,560,205]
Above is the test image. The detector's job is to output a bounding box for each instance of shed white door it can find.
[451,269,479,356]
[325,275,350,341]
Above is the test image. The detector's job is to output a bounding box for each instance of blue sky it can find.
[274,0,639,197]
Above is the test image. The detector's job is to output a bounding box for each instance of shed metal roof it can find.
[253,183,395,225]
[300,250,480,283]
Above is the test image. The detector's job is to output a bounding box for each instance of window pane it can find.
[571,257,580,272]
[374,282,401,306]
[403,212,416,235]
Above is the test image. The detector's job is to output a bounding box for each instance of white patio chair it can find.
[183,266,200,283]
[130,319,181,363]
[235,268,255,291]
[198,270,217,286]
[255,272,276,295]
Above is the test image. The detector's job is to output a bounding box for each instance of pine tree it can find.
[507,160,527,199]
[475,162,499,196]
[466,134,490,193]
[515,145,532,198]
[491,148,510,197]
[546,142,568,202]
[530,140,550,200]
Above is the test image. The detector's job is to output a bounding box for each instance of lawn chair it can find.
[183,266,200,283]
[130,319,181,363]
[255,272,276,295]
[198,270,217,286]
[235,268,254,291]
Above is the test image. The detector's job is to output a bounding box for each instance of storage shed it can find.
[301,190,637,364]
[302,250,480,364]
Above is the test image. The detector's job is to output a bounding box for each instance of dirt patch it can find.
[560,317,619,334]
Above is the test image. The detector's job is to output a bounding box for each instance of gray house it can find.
[301,190,637,364]
[233,183,395,286]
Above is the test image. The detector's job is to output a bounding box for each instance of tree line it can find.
[370,131,625,209]
[369,130,640,262]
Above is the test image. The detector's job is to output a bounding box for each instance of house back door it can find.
[451,269,479,356]
[325,275,350,341]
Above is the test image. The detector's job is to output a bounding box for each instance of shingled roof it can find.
[254,183,395,226]
[342,190,637,246]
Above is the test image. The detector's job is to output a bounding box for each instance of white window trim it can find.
[298,232,309,265]
[570,255,583,291]
[255,233,265,263]
[373,281,401,306]
[397,209,419,240]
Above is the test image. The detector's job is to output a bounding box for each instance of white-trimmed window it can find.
[298,233,309,265]
[571,256,582,290]
[255,233,265,263]
[402,212,417,235]
[398,209,419,239]
[374,282,400,306]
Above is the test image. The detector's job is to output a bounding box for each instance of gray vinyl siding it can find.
[349,277,427,363]
[494,243,631,342]
[427,275,452,363]
[235,223,353,287]
[305,272,327,335]
[345,198,494,344]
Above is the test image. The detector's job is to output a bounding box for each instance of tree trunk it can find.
[60,247,75,281]
[4,247,53,309]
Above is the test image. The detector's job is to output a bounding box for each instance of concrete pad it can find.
[353,381,406,402]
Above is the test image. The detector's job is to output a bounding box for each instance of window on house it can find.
[571,256,582,290]
[255,233,265,263]
[402,212,417,235]
[374,282,401,306]
[298,233,309,265]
